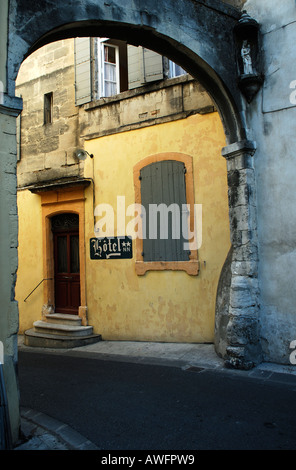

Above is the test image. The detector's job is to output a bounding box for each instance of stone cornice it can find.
[0,94,23,117]
[221,140,257,159]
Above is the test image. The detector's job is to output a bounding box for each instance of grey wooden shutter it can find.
[128,45,163,89]
[74,38,92,105]
[140,160,190,262]
[142,48,163,83]
[128,45,142,89]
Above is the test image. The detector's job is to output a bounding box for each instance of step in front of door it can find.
[33,320,93,337]
[24,328,102,349]
[45,313,82,326]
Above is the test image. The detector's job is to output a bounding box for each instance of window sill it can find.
[135,260,200,276]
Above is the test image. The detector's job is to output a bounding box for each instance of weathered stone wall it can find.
[81,75,215,140]
[0,0,21,447]
[222,0,246,9]
[216,141,261,368]
[16,40,80,188]
[0,110,20,445]
[242,0,296,364]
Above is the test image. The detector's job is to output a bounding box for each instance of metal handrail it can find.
[0,363,12,450]
[24,278,53,302]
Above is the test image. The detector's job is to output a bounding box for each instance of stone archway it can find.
[8,0,261,364]
[0,0,263,444]
[8,0,246,144]
[1,4,262,443]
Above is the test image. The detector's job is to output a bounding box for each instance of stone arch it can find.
[8,0,246,143]
[5,0,261,369]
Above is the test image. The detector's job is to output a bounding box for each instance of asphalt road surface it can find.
[18,350,296,450]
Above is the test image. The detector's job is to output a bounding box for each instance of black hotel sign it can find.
[90,236,133,260]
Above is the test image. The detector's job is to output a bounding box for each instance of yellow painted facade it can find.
[16,110,230,343]
[84,112,230,342]
[16,190,44,332]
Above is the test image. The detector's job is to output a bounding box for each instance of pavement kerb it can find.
[15,407,99,450]
[17,335,296,384]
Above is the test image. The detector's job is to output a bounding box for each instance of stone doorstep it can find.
[33,320,93,337]
[24,312,102,348]
[24,329,102,349]
[45,313,82,326]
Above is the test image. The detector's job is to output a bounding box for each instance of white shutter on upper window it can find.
[74,37,92,105]
[128,45,163,89]
[127,45,142,89]
[142,48,163,83]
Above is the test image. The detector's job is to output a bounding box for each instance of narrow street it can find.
[17,349,296,451]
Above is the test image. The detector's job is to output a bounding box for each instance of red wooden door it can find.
[54,230,80,314]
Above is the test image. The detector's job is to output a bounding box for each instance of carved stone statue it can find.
[241,40,253,75]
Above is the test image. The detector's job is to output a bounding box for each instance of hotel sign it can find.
[90,236,133,260]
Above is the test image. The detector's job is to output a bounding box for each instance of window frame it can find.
[98,39,120,98]
[44,92,53,125]
[133,152,199,276]
[168,60,186,79]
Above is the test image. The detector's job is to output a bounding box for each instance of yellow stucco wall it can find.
[83,112,230,343]
[16,190,43,332]
[16,111,230,343]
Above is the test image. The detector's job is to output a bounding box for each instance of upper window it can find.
[133,153,199,276]
[44,92,53,125]
[168,61,186,79]
[98,40,120,98]
[74,38,188,106]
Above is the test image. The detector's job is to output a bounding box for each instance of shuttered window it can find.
[134,154,199,276]
[98,41,120,98]
[74,38,92,105]
[74,39,177,103]
[128,45,164,90]
[140,160,190,262]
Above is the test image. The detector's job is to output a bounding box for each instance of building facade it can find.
[15,39,230,345]
[1,0,296,445]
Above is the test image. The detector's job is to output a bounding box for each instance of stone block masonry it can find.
[216,140,261,370]
[0,108,22,445]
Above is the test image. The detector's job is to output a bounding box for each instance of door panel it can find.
[70,235,80,273]
[54,229,80,315]
[57,236,68,273]
[70,281,81,308]
[55,281,68,309]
